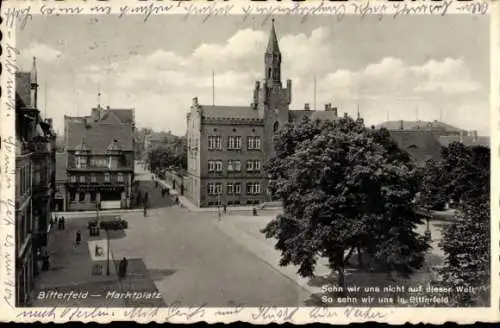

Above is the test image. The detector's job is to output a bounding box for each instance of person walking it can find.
[223,204,227,214]
[61,216,66,230]
[75,230,81,245]
[143,204,148,217]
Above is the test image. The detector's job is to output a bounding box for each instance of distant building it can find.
[185,20,339,207]
[377,119,490,164]
[63,106,135,211]
[15,57,56,306]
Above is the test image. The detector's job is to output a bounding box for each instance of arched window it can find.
[273,121,279,133]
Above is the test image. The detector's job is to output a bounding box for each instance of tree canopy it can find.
[422,142,491,306]
[146,135,187,173]
[262,116,429,287]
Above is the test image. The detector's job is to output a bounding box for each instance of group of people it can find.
[52,216,66,230]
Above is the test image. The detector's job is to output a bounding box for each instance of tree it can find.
[145,135,188,172]
[433,142,490,306]
[262,116,429,290]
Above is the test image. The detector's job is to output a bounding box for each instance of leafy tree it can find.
[145,135,187,172]
[262,116,429,289]
[434,143,490,306]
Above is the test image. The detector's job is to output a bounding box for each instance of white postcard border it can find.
[0,0,498,324]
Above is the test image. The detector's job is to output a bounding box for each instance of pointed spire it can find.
[266,18,281,55]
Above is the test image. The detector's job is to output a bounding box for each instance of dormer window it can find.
[76,156,87,169]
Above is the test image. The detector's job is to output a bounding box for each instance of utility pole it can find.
[212,70,215,107]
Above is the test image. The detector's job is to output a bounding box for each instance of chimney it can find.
[304,103,310,111]
[192,97,199,107]
[400,120,404,130]
[91,108,100,122]
[332,107,338,117]
[45,118,53,128]
[459,131,464,143]
[324,104,329,111]
[472,130,478,142]
[106,105,110,110]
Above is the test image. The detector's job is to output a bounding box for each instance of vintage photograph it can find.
[12,12,490,309]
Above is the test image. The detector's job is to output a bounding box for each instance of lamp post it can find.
[217,192,221,221]
[106,227,110,276]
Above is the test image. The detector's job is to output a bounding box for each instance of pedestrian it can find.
[223,204,227,214]
[75,230,81,245]
[175,196,179,206]
[122,257,128,277]
[61,216,66,230]
[253,207,258,216]
[143,205,147,217]
[161,188,166,198]
[57,216,62,230]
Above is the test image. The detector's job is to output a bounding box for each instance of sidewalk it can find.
[32,216,124,307]
[152,174,282,213]
[214,214,446,305]
[51,208,143,220]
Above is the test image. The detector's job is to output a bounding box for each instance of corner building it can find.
[185,20,339,207]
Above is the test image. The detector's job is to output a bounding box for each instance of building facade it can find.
[185,20,339,207]
[377,120,490,164]
[15,57,57,306]
[64,107,135,211]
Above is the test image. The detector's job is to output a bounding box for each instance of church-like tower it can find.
[252,19,292,158]
[265,19,282,88]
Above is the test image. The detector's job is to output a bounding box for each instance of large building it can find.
[15,57,57,306]
[378,120,490,164]
[63,105,136,211]
[185,20,339,207]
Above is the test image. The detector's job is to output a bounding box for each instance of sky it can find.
[16,14,490,136]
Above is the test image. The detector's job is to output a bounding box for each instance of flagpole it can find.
[212,70,215,107]
[313,75,317,111]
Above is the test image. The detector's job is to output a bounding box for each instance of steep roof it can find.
[55,152,67,182]
[97,108,134,124]
[200,105,261,120]
[67,121,134,153]
[439,135,490,148]
[289,110,339,123]
[266,18,281,55]
[15,72,32,108]
[377,120,465,132]
[389,130,443,164]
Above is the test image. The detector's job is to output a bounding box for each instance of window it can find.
[246,183,261,195]
[104,173,110,182]
[246,160,261,172]
[207,183,223,195]
[234,183,241,195]
[247,136,261,150]
[117,173,124,182]
[108,156,117,169]
[208,160,215,172]
[246,160,254,172]
[70,175,76,183]
[77,156,87,169]
[227,183,234,195]
[90,192,96,201]
[273,121,279,133]
[70,192,76,201]
[227,160,241,172]
[79,176,85,183]
[208,136,222,150]
[78,193,84,202]
[215,161,222,172]
[91,175,96,183]
[228,136,242,150]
